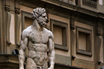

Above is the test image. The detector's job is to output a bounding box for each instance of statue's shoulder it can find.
[44,28,54,39]
[21,26,32,38]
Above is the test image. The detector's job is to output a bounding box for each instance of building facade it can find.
[0,0,104,69]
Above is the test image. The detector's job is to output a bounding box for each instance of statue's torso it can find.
[27,28,50,66]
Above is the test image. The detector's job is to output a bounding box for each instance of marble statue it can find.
[19,7,55,69]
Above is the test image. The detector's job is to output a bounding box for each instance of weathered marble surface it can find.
[19,8,55,69]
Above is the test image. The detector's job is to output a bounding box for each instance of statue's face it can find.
[37,12,48,27]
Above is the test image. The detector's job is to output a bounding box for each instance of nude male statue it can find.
[19,7,55,69]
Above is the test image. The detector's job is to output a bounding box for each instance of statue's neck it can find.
[32,19,43,31]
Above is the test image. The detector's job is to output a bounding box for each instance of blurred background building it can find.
[0,0,104,69]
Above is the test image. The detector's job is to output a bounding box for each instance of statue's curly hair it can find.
[32,7,46,19]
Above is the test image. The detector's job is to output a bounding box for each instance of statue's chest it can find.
[29,30,49,43]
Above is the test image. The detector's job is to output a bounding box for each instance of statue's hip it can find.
[26,57,48,69]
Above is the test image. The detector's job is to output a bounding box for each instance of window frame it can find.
[50,19,68,51]
[21,11,33,31]
[76,26,92,57]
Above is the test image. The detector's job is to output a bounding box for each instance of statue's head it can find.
[32,7,48,27]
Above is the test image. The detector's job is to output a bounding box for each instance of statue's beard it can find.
[36,18,48,27]
[38,22,46,27]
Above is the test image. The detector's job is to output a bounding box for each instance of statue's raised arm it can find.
[19,7,55,69]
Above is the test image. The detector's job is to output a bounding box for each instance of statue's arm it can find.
[48,32,55,69]
[19,31,28,69]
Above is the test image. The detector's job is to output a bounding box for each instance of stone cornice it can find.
[41,0,104,20]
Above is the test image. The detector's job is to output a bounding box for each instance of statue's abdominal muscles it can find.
[28,41,48,66]
[26,29,50,66]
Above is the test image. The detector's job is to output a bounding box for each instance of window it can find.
[59,0,74,4]
[82,0,97,8]
[76,26,92,56]
[79,31,91,52]
[50,19,68,51]
[25,17,33,28]
[21,11,33,30]
[53,25,63,45]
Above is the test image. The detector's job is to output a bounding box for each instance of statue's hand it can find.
[48,67,54,69]
[19,67,24,69]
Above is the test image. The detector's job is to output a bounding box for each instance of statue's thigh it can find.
[26,58,37,69]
